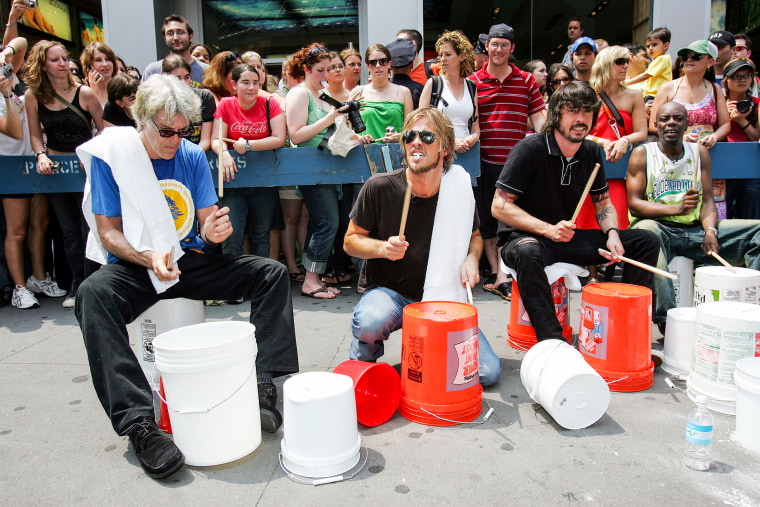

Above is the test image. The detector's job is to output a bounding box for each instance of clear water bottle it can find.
[683,395,713,471]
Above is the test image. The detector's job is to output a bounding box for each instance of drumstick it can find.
[217,121,224,199]
[571,163,601,223]
[399,178,413,237]
[708,250,736,273]
[598,248,678,280]
[222,137,237,144]
[466,281,474,306]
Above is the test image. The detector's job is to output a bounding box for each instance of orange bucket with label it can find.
[578,283,653,392]
[508,278,573,350]
[399,302,483,426]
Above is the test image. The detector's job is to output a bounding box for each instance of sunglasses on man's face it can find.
[367,58,389,67]
[402,130,436,145]
[613,58,629,66]
[733,46,747,52]
[151,118,194,138]
[683,52,705,62]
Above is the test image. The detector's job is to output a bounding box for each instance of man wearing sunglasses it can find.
[733,33,759,98]
[344,107,501,388]
[74,75,298,479]
[491,82,659,343]
[142,14,208,89]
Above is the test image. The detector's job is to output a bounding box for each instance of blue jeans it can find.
[630,219,760,323]
[726,179,760,219]
[349,286,501,387]
[299,184,339,274]
[222,187,279,258]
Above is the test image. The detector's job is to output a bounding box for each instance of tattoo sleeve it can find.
[596,204,615,222]
[591,191,609,203]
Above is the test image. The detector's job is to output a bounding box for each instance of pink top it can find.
[673,79,718,131]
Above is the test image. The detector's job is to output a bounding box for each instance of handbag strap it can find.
[598,92,624,139]
[53,89,91,129]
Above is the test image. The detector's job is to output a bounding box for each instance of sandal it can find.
[289,271,305,282]
[321,272,339,285]
[493,281,512,301]
[336,271,352,284]
[482,273,497,293]
[301,285,337,299]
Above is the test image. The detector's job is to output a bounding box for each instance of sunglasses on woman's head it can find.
[224,52,241,62]
[402,130,436,145]
[367,58,389,67]
[307,46,329,62]
[683,52,705,62]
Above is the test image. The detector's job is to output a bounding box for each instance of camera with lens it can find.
[736,97,754,114]
[1,63,13,79]
[318,92,366,133]
[24,0,37,9]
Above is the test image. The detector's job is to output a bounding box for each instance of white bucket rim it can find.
[734,358,760,396]
[154,321,256,353]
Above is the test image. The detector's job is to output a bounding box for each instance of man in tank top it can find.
[627,101,760,330]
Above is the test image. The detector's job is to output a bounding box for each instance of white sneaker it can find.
[12,285,40,309]
[26,273,67,298]
[62,294,76,308]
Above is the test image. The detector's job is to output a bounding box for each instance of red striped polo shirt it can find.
[469,63,546,166]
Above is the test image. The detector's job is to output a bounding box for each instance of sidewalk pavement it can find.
[1,278,759,506]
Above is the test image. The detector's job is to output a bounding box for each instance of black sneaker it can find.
[125,416,185,479]
[258,382,283,433]
[657,321,667,336]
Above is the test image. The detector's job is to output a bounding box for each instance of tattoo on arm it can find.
[496,189,518,210]
[591,191,609,203]
[596,205,615,222]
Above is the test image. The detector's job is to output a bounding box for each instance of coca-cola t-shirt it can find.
[214,95,282,141]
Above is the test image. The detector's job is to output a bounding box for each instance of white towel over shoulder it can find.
[77,127,183,293]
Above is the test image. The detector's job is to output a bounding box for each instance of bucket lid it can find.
[583,282,651,298]
[736,357,760,378]
[696,302,760,322]
[154,321,256,353]
[404,301,476,321]
[695,266,760,279]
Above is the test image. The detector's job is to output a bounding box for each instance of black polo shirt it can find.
[495,131,607,248]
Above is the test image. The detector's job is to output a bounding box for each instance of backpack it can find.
[429,76,478,131]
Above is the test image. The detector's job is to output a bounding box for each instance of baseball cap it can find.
[723,57,755,77]
[708,31,736,47]
[487,23,514,43]
[474,33,488,54]
[387,39,416,68]
[677,40,718,59]
[572,36,597,53]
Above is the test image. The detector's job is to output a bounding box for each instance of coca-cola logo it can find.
[230,121,267,136]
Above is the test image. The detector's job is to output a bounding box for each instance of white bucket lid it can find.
[695,266,760,280]
[696,302,760,323]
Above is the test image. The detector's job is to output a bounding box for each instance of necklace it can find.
[371,81,388,92]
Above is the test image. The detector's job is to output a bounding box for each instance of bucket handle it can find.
[278,446,368,486]
[418,397,495,426]
[150,362,256,415]
[605,375,629,385]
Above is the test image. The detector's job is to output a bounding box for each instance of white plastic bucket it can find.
[281,372,361,478]
[668,256,694,308]
[687,302,760,415]
[693,266,760,306]
[735,357,760,453]
[520,339,610,430]
[154,321,260,466]
[127,298,205,387]
[662,307,698,377]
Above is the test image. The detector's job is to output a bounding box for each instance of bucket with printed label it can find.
[399,302,482,426]
[507,278,573,351]
[687,302,760,415]
[734,357,760,453]
[693,266,760,306]
[578,283,654,392]
[668,256,694,308]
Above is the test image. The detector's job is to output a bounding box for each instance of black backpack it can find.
[429,76,478,131]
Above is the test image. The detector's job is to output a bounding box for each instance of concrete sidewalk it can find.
[1,280,759,506]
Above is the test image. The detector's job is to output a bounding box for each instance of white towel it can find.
[422,164,473,303]
[500,260,589,291]
[77,127,183,293]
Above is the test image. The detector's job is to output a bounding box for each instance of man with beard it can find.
[343,108,500,387]
[142,14,208,89]
[491,82,659,342]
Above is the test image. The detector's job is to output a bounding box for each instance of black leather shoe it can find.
[258,382,283,433]
[126,416,185,479]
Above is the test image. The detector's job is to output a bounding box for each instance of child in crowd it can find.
[625,27,672,103]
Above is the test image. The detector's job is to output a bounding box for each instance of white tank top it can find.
[436,78,473,139]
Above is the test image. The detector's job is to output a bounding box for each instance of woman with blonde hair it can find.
[80,42,117,106]
[419,30,480,153]
[341,47,362,91]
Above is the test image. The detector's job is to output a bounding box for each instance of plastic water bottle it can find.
[683,395,713,471]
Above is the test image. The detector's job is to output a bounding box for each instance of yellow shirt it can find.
[642,54,672,97]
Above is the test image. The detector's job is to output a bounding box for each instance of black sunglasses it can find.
[307,46,329,62]
[683,52,705,62]
[224,52,241,62]
[367,57,389,67]
[551,76,571,86]
[402,130,436,145]
[151,118,194,138]
[613,57,629,66]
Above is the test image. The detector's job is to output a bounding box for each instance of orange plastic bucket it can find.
[333,360,401,427]
[399,302,483,426]
[578,283,653,392]
[507,278,573,350]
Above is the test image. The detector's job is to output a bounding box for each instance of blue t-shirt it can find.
[90,139,218,263]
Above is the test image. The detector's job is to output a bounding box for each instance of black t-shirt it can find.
[189,88,216,145]
[350,168,478,301]
[102,102,136,128]
[495,131,607,248]
[391,73,424,109]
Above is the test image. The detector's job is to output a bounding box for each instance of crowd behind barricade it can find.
[1,1,760,479]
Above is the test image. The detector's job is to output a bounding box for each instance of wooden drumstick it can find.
[708,250,736,273]
[399,178,413,237]
[571,163,601,223]
[598,248,678,280]
[217,121,224,199]
[466,281,474,306]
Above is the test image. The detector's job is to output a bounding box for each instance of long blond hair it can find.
[589,46,630,92]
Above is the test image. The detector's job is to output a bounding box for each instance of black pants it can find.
[502,229,659,341]
[47,193,87,284]
[76,250,298,434]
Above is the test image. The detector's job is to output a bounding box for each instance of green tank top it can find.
[296,84,329,147]
[360,101,405,140]
[628,142,702,226]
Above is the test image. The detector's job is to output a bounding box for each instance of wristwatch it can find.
[245,139,251,152]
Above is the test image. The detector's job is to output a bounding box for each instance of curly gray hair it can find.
[132,74,201,131]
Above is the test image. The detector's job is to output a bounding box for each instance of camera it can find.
[736,97,754,114]
[1,63,13,79]
[24,0,37,9]
[50,161,62,172]
[318,92,366,133]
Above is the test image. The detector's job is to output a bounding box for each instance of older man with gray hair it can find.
[75,75,298,479]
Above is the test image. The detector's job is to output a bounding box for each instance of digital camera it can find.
[24,0,37,9]
[318,92,366,133]
[1,63,13,79]
[736,97,754,114]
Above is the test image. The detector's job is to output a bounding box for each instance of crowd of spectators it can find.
[1,0,758,310]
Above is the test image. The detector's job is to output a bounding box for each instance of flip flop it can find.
[492,281,512,301]
[336,271,352,284]
[321,272,339,285]
[289,271,305,282]
[482,273,497,292]
[301,285,336,299]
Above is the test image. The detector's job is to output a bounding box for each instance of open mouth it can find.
[411,151,424,160]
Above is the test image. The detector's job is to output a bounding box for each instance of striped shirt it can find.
[469,64,546,165]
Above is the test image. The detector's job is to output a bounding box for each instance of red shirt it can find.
[727,96,760,142]
[469,63,545,165]
[214,95,282,141]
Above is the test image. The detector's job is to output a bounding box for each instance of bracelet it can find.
[4,44,15,55]
[605,227,619,238]
[35,151,46,159]
[5,21,17,28]
[202,232,219,246]
[741,123,751,130]
[705,226,718,235]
